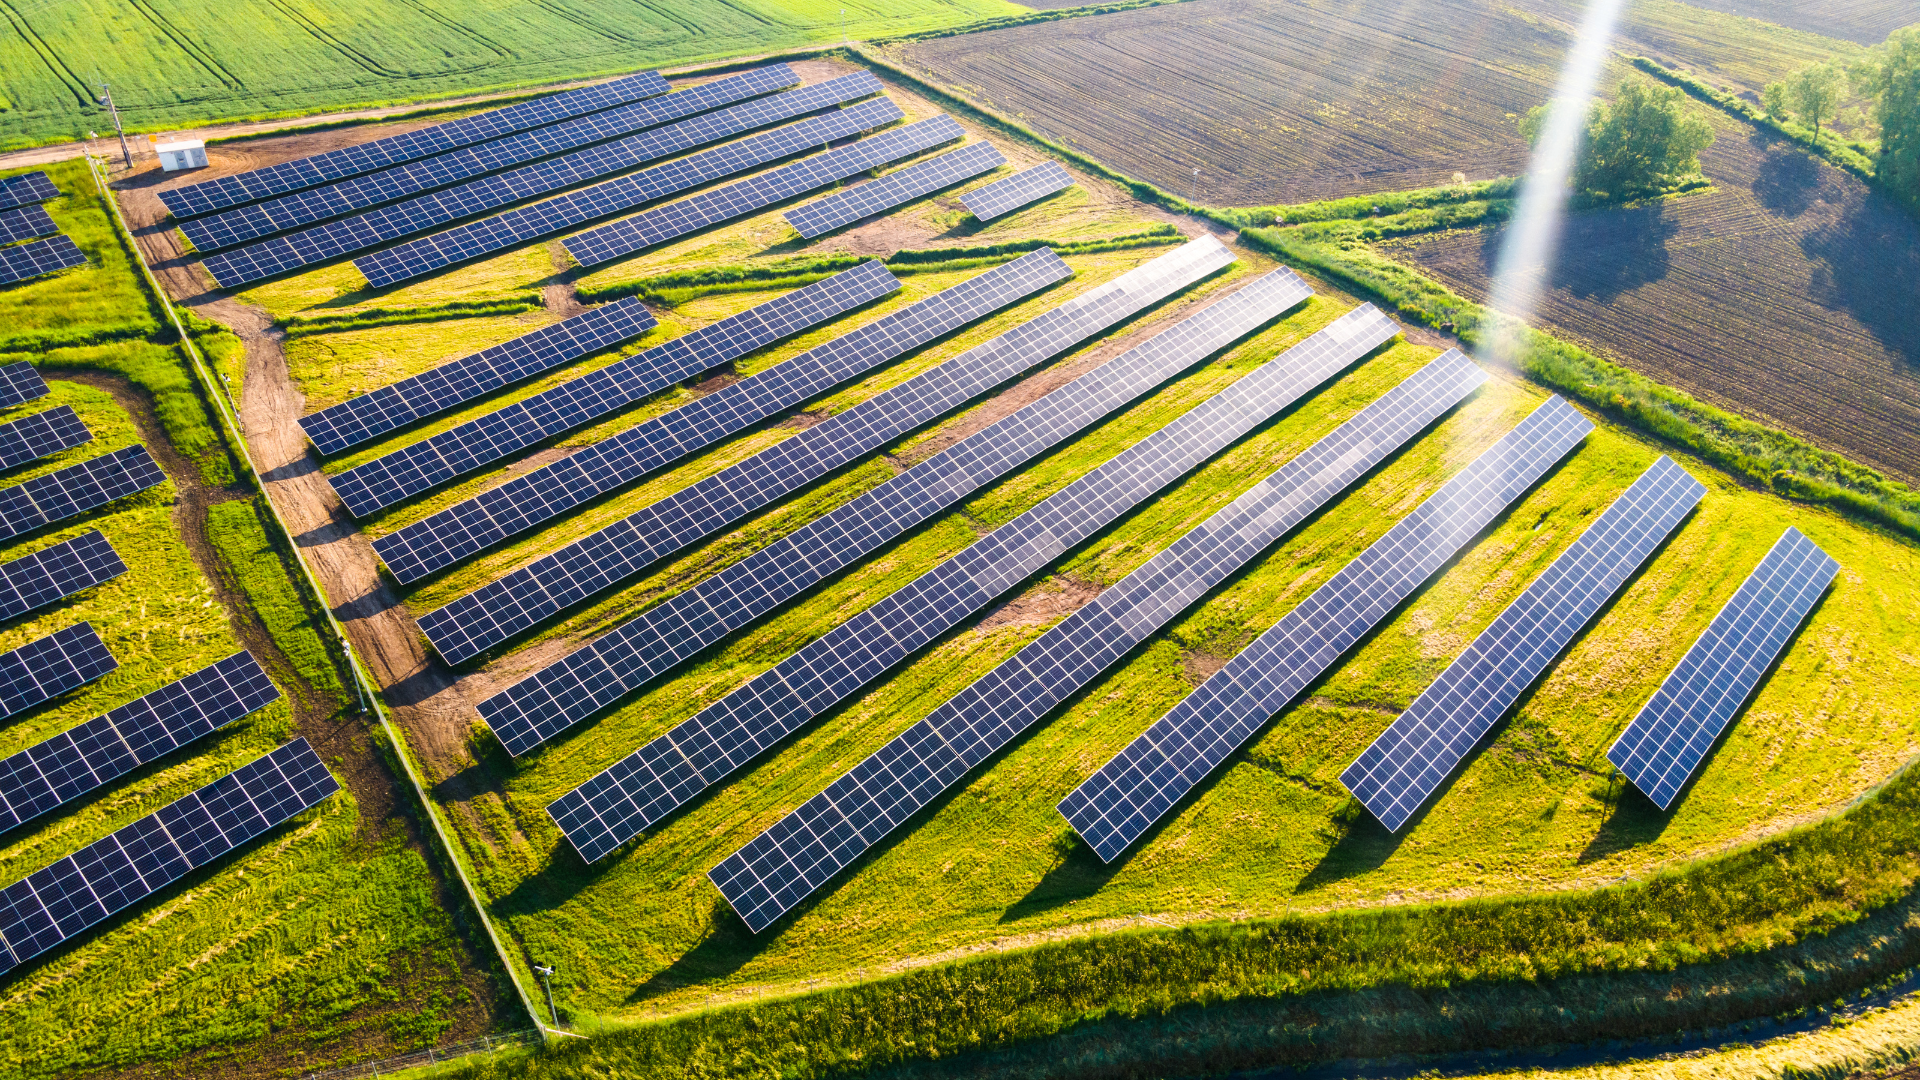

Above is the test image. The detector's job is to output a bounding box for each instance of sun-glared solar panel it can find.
[0,173,59,213]
[1606,527,1837,809]
[704,347,1479,929]
[500,266,1317,762]
[181,67,798,251]
[0,738,336,975]
[0,363,49,409]
[559,115,968,271]
[159,71,673,218]
[1343,455,1706,831]
[0,651,280,833]
[0,623,116,722]
[555,269,1339,867]
[374,252,1064,583]
[1058,395,1594,863]
[202,74,886,289]
[299,298,658,457]
[784,141,1006,239]
[0,236,86,285]
[960,161,1075,222]
[0,206,57,245]
[0,407,90,470]
[0,445,166,543]
[420,236,1233,666]
[0,532,125,624]
[337,261,899,521]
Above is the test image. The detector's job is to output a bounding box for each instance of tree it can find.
[1522,76,1715,200]
[1785,62,1847,145]
[1761,80,1790,121]
[1853,26,1920,209]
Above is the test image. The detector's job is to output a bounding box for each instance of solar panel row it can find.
[959,161,1075,222]
[559,114,969,271]
[0,623,116,722]
[705,346,1480,929]
[202,76,887,290]
[159,70,673,218]
[373,252,1065,583]
[0,236,86,286]
[784,141,1006,239]
[0,362,49,409]
[0,737,337,975]
[0,172,59,213]
[1607,527,1838,808]
[0,650,280,833]
[1059,395,1595,862]
[0,532,125,624]
[338,261,901,523]
[497,265,1314,761]
[1343,455,1706,831]
[0,445,167,543]
[0,206,57,246]
[0,407,90,471]
[419,236,1233,665]
[299,298,659,457]
[181,67,799,251]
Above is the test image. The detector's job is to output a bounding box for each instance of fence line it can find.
[301,1029,541,1079]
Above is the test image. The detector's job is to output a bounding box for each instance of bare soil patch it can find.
[976,575,1104,631]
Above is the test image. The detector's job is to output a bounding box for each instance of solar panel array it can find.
[0,407,90,470]
[375,252,1064,583]
[0,445,167,543]
[203,75,887,288]
[784,141,1006,239]
[1343,455,1705,831]
[959,161,1075,222]
[0,172,59,212]
[703,346,1479,928]
[0,623,117,722]
[0,651,280,832]
[299,298,658,457]
[420,236,1232,665]
[159,71,673,218]
[0,532,125,623]
[181,67,798,251]
[0,737,336,975]
[0,206,57,245]
[339,261,900,523]
[561,114,968,270]
[1059,396,1595,862]
[1606,527,1837,808]
[0,236,86,286]
[0,362,48,409]
[499,265,1312,760]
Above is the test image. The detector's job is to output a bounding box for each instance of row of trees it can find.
[1765,26,1919,207]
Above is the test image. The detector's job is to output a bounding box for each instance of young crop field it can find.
[1652,0,1920,47]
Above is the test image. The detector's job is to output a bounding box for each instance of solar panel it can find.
[0,407,90,470]
[182,66,800,251]
[960,161,1075,222]
[336,261,900,521]
[0,206,57,245]
[1343,455,1706,831]
[1606,527,1837,809]
[373,251,1065,582]
[298,299,658,458]
[0,236,87,285]
[0,445,167,543]
[0,172,59,213]
[0,623,117,722]
[202,74,887,289]
[559,114,969,272]
[419,236,1234,666]
[0,532,125,624]
[159,70,674,218]
[0,650,280,833]
[0,737,336,975]
[784,141,1006,239]
[0,363,49,409]
[1058,395,1595,862]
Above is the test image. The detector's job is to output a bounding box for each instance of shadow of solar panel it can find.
[0,651,279,833]
[0,737,336,975]
[299,298,658,457]
[0,173,59,213]
[0,363,49,410]
[0,206,57,245]
[0,623,116,722]
[420,236,1233,666]
[1059,395,1595,863]
[1606,527,1838,809]
[0,531,125,623]
[0,407,90,470]
[560,114,967,270]
[203,74,886,289]
[1344,455,1706,831]
[159,70,672,218]
[376,252,1067,584]
[0,236,86,285]
[784,141,1006,239]
[182,67,799,251]
[341,261,899,524]
[959,161,1075,222]
[0,445,166,543]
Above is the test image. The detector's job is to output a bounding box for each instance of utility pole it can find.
[97,84,133,169]
[840,8,847,45]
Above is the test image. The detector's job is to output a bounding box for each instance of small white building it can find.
[153,138,207,172]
